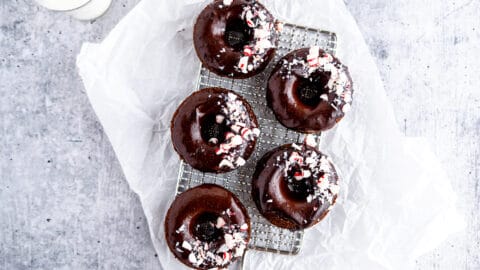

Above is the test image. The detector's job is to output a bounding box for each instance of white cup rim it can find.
[35,0,92,12]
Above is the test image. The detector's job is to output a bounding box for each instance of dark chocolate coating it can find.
[267,48,353,133]
[171,87,258,173]
[193,0,278,79]
[252,144,339,230]
[165,184,251,269]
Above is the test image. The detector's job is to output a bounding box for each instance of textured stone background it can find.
[0,0,478,269]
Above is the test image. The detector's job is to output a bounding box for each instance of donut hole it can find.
[192,212,224,242]
[284,166,315,201]
[295,72,331,107]
[224,18,253,51]
[200,114,229,145]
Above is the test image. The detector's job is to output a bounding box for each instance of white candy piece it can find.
[215,255,223,264]
[318,56,328,67]
[309,46,320,58]
[245,10,255,27]
[224,234,235,249]
[216,114,225,124]
[235,244,246,257]
[182,241,192,251]
[304,135,317,148]
[227,92,237,101]
[238,56,249,73]
[255,39,273,51]
[257,10,267,21]
[188,253,198,264]
[230,135,243,146]
[176,224,186,233]
[233,232,244,241]
[216,217,226,228]
[236,157,246,166]
[317,177,330,190]
[231,125,241,133]
[219,159,235,169]
[223,0,233,5]
[319,156,332,172]
[291,143,302,151]
[254,28,270,39]
[305,157,315,164]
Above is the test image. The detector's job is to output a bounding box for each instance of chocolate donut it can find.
[171,87,260,173]
[193,0,280,79]
[252,143,339,230]
[165,184,251,269]
[267,47,353,133]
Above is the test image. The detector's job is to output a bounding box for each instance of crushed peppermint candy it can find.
[176,224,186,234]
[304,134,318,148]
[279,47,353,115]
[238,56,249,74]
[228,1,280,76]
[182,241,193,251]
[275,144,339,206]
[216,217,226,228]
[240,223,249,231]
[209,92,260,170]
[223,0,233,6]
[174,210,249,268]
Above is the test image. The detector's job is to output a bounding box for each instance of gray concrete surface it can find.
[1,0,479,269]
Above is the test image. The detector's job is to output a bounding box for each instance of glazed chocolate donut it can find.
[267,47,354,133]
[252,143,339,230]
[165,184,251,269]
[171,87,260,173]
[194,0,280,79]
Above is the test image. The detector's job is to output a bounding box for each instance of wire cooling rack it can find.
[175,23,337,255]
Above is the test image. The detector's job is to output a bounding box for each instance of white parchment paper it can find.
[76,0,465,269]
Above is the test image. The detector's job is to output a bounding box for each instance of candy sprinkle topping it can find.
[230,1,280,76]
[279,47,353,115]
[208,92,260,170]
[275,145,339,205]
[174,209,249,268]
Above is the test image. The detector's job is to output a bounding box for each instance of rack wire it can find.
[175,23,337,255]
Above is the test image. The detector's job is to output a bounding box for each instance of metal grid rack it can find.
[176,23,337,255]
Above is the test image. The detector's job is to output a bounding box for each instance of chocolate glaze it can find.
[165,184,251,269]
[193,0,278,79]
[171,87,259,173]
[267,48,354,133]
[252,144,339,230]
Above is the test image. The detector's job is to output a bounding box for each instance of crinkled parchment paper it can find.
[76,0,464,269]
